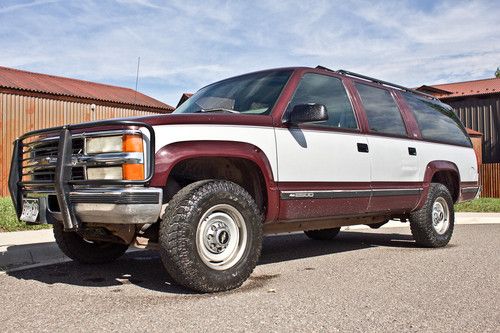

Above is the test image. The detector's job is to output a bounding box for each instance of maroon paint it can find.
[460,191,479,201]
[415,161,461,208]
[133,113,275,127]
[368,181,423,213]
[150,141,280,222]
[279,198,370,221]
[461,181,479,187]
[271,68,306,126]
[459,181,480,202]
[392,90,422,139]
[277,181,424,220]
[342,77,370,133]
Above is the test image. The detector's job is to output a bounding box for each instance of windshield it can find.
[174,70,293,115]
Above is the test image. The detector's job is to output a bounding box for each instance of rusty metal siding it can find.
[445,94,500,163]
[0,92,166,197]
[480,163,500,198]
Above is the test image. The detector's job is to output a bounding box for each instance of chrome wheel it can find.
[432,197,450,235]
[196,204,247,270]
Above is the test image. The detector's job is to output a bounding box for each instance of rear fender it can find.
[415,160,460,209]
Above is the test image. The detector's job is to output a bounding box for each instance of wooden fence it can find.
[480,163,500,198]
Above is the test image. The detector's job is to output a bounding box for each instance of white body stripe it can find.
[152,124,478,183]
[275,128,371,182]
[415,140,478,182]
[153,124,279,180]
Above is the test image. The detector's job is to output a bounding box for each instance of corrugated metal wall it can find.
[447,95,500,163]
[0,92,166,197]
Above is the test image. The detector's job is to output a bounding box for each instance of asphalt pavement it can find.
[0,224,498,332]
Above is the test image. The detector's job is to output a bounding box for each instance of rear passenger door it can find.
[354,83,421,213]
[275,73,371,220]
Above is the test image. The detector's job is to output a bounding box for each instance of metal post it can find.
[54,127,79,230]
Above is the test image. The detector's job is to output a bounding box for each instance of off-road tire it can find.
[304,227,341,240]
[53,221,129,264]
[409,183,454,247]
[159,180,263,293]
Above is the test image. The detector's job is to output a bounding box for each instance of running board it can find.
[263,216,389,234]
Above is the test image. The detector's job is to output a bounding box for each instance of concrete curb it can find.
[0,229,61,271]
[1,213,499,272]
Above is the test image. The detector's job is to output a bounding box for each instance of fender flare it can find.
[416,160,461,209]
[150,140,279,222]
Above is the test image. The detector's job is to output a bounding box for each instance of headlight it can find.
[86,136,122,154]
[85,133,145,180]
[87,167,123,180]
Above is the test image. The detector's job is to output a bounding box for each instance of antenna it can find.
[134,56,141,105]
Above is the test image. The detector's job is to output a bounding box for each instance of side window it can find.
[355,83,407,136]
[287,73,357,129]
[403,92,472,147]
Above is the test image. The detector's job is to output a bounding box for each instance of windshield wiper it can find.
[199,108,239,114]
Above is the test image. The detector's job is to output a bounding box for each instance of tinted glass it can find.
[356,83,407,136]
[287,73,357,129]
[403,92,472,147]
[174,70,292,115]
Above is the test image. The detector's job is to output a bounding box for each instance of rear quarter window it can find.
[403,92,472,147]
[355,83,407,136]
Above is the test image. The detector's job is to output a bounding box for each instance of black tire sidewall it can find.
[53,221,128,264]
[160,180,263,292]
[427,188,455,244]
[186,189,260,285]
[410,183,455,247]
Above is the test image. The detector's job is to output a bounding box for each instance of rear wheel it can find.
[409,183,454,247]
[53,221,129,264]
[159,180,263,293]
[304,227,341,240]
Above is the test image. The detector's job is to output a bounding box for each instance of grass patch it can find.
[455,198,500,213]
[0,197,52,232]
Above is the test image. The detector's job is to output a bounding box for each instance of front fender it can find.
[150,140,279,222]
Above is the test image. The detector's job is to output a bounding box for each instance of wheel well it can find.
[164,157,267,214]
[431,171,459,202]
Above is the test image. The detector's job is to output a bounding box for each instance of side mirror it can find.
[288,104,328,124]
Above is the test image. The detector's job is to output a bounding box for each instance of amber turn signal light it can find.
[122,134,145,180]
[122,134,144,153]
[122,163,144,180]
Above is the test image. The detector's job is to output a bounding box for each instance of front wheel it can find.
[409,183,454,247]
[159,180,263,293]
[53,221,129,264]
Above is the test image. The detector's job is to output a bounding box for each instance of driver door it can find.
[275,72,371,221]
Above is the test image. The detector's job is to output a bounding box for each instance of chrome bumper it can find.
[34,187,162,225]
[8,120,156,231]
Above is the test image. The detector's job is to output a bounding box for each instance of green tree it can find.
[496,67,500,78]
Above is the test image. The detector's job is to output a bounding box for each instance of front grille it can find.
[22,137,85,182]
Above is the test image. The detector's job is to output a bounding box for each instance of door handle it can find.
[357,143,369,153]
[408,147,417,156]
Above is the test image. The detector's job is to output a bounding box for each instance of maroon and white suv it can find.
[9,66,479,292]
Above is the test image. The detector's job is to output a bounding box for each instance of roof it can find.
[0,66,173,111]
[176,93,193,108]
[417,77,500,99]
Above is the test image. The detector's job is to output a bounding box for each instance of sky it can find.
[0,0,499,107]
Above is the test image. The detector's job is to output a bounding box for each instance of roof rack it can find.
[315,66,436,99]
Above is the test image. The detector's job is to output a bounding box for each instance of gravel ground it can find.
[0,224,498,332]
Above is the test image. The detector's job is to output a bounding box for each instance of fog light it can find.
[87,167,123,180]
